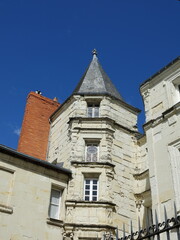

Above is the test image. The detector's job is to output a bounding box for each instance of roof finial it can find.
[92,49,98,57]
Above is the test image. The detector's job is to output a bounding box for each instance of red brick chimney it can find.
[17,91,60,160]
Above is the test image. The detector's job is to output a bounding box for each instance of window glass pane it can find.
[93,180,97,184]
[94,107,99,117]
[86,145,98,162]
[87,104,100,118]
[88,107,92,117]
[86,153,91,162]
[51,189,61,204]
[84,179,98,201]
[87,145,97,154]
[92,153,97,162]
[50,205,59,219]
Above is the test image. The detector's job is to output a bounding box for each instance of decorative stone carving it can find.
[104,232,114,240]
[63,231,74,240]
[106,208,113,224]
[135,199,143,212]
[66,207,74,222]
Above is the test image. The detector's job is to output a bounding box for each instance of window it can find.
[0,167,14,206]
[49,188,61,219]
[87,104,99,117]
[86,143,99,162]
[84,179,98,201]
[172,77,180,104]
[168,143,180,211]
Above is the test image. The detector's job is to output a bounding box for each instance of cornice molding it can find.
[144,101,180,131]
[71,161,115,168]
[65,200,116,208]
[68,117,140,135]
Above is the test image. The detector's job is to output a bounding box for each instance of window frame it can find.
[84,178,99,201]
[172,77,180,105]
[168,142,180,211]
[49,188,61,220]
[87,103,100,118]
[85,143,99,162]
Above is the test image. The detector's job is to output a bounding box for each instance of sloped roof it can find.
[73,50,123,100]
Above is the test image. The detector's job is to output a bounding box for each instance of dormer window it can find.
[87,103,99,117]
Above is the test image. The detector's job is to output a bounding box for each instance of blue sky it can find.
[0,0,179,149]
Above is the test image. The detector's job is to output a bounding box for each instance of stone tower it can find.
[47,50,141,239]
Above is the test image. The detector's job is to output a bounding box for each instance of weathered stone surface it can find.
[0,151,69,240]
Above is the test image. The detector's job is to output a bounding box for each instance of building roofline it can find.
[0,144,71,177]
[50,95,72,121]
[140,56,180,88]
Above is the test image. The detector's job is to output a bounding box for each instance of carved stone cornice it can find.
[133,169,149,180]
[71,161,115,168]
[134,190,151,200]
[68,117,140,135]
[46,218,64,227]
[144,101,180,131]
[65,200,116,208]
[63,223,116,230]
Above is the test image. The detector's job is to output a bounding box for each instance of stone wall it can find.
[0,148,70,240]
[141,58,180,220]
[140,60,180,122]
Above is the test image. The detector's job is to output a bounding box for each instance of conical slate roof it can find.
[73,50,123,100]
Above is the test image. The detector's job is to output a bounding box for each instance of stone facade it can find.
[46,91,141,238]
[140,57,180,221]
[0,145,71,240]
[0,54,180,240]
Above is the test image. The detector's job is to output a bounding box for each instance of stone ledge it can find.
[144,101,180,130]
[71,161,115,168]
[68,117,115,124]
[133,169,149,179]
[134,190,151,199]
[65,200,116,208]
[0,204,13,214]
[46,218,64,227]
[64,222,116,230]
[68,117,139,134]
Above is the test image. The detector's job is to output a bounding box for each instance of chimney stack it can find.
[17,91,60,160]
